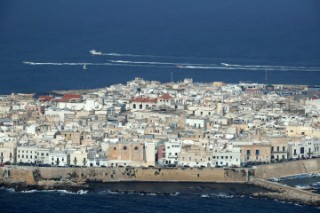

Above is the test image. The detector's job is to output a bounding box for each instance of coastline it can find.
[1,161,320,206]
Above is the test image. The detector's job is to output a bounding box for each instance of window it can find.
[123,146,127,150]
[133,104,136,109]
[256,150,260,155]
[294,149,297,155]
[134,146,138,150]
[282,146,285,152]
[277,146,279,152]
[300,147,304,154]
[246,150,251,156]
[113,147,117,151]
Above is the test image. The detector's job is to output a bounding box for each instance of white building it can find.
[163,140,182,165]
[17,146,38,164]
[186,117,206,129]
[288,138,320,159]
[212,146,241,167]
[49,151,69,166]
[0,147,15,164]
[36,148,50,164]
[70,150,88,167]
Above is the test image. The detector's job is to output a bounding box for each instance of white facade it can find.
[212,146,241,167]
[0,147,15,164]
[186,118,206,128]
[70,150,88,166]
[49,151,69,166]
[288,138,320,159]
[163,141,181,165]
[17,146,38,164]
[36,148,50,164]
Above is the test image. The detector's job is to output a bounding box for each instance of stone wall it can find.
[1,158,320,186]
[254,158,320,179]
[1,166,247,185]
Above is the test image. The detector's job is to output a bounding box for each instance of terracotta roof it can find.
[38,96,54,101]
[63,94,81,99]
[159,93,173,100]
[51,94,81,102]
[131,97,157,103]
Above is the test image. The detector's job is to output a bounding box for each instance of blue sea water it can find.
[1,0,320,94]
[0,188,319,213]
[1,1,320,211]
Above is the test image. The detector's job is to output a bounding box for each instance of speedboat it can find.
[90,49,103,55]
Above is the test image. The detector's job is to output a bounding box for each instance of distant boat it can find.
[221,63,230,66]
[83,64,87,70]
[90,49,103,55]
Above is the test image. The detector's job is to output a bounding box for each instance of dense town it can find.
[0,78,320,168]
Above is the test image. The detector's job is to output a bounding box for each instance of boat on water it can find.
[83,64,87,70]
[90,49,103,55]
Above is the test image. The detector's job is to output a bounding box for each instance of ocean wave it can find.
[170,192,180,196]
[23,60,320,72]
[109,60,178,66]
[295,185,312,190]
[204,193,234,198]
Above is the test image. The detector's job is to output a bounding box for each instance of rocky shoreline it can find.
[1,178,320,206]
[0,179,89,193]
[1,165,320,206]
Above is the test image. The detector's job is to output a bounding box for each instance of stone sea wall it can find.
[0,166,247,186]
[254,158,320,179]
[1,158,320,189]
